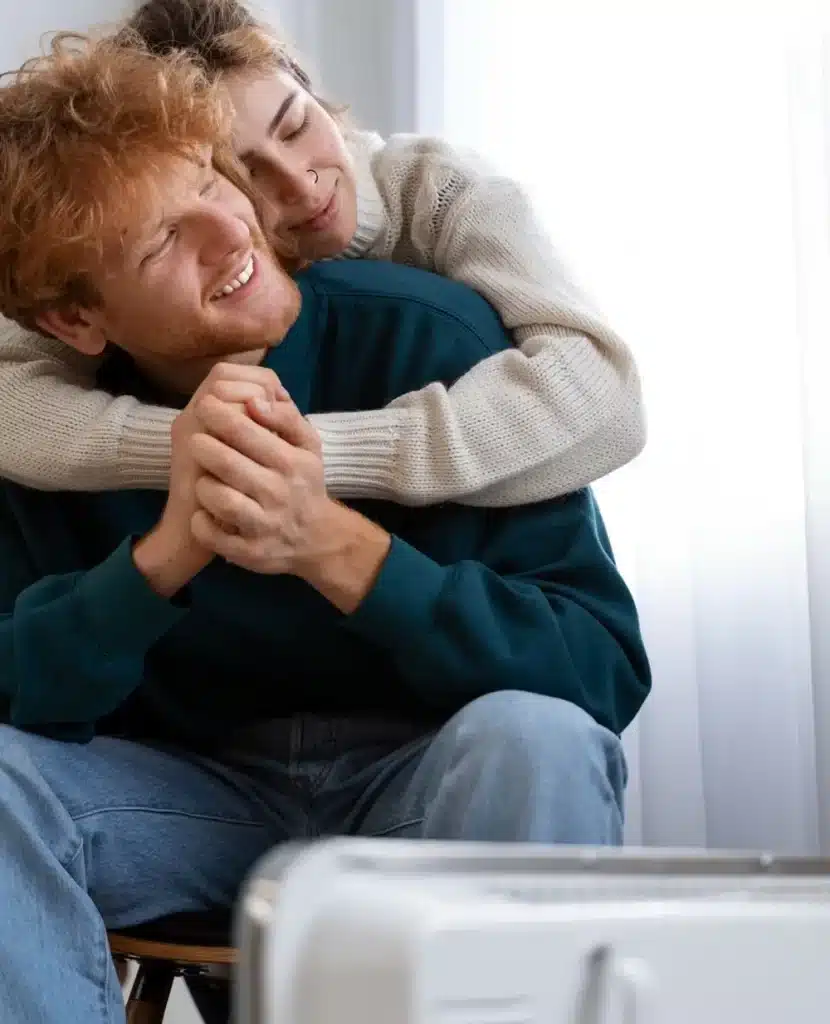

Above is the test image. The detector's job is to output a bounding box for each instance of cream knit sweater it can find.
[0,131,645,505]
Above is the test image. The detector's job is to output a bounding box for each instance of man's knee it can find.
[421,692,626,843]
[447,691,626,808]
[450,690,614,761]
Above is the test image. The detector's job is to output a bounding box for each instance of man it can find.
[0,36,650,1022]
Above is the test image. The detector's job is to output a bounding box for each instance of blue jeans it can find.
[0,691,625,1023]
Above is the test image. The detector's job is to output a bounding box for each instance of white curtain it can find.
[439,0,830,853]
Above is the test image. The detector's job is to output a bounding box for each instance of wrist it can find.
[132,521,212,599]
[296,500,391,614]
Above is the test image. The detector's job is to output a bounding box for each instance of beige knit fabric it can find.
[0,130,645,504]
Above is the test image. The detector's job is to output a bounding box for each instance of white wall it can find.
[254,0,419,135]
[1,0,420,136]
[0,0,135,70]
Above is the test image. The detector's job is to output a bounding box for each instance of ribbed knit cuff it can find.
[117,403,176,490]
[310,408,406,502]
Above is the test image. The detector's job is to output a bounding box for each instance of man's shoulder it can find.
[302,259,510,359]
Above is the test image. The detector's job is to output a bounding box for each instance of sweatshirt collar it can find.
[261,271,323,416]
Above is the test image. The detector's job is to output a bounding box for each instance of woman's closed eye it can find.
[282,111,310,142]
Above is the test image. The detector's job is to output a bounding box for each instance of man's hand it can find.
[134,363,290,597]
[189,396,391,612]
[188,395,327,573]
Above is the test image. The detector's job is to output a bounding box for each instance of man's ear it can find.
[35,305,108,356]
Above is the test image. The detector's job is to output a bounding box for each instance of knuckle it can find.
[262,473,284,503]
[220,495,241,522]
[193,395,213,420]
[214,448,236,478]
[188,431,210,457]
[252,537,271,561]
[208,380,233,401]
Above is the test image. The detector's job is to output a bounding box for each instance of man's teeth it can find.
[212,256,254,299]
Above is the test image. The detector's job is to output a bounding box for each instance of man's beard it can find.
[173,235,288,362]
[131,240,294,398]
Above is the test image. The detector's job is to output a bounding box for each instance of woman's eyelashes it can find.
[282,110,310,142]
[240,112,312,180]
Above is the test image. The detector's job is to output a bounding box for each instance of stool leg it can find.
[125,960,176,1024]
[114,957,130,987]
[185,974,231,1024]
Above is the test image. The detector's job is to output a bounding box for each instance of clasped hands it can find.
[182,361,330,576]
[134,362,391,611]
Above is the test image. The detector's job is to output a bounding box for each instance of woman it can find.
[0,0,645,506]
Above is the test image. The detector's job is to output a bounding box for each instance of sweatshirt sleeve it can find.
[0,495,188,739]
[345,487,650,736]
[0,317,174,491]
[312,133,646,507]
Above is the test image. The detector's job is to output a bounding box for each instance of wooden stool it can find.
[109,910,234,1024]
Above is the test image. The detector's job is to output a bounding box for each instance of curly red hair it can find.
[0,33,243,329]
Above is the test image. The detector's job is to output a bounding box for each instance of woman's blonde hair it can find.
[124,0,344,118]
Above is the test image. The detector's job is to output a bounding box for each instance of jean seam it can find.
[57,841,111,1023]
[61,835,84,872]
[71,805,266,828]
[95,911,112,1024]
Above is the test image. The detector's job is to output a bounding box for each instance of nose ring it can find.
[308,168,319,184]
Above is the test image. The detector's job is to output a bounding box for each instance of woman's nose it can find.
[259,157,318,208]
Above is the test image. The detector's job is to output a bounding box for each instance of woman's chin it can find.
[302,231,351,261]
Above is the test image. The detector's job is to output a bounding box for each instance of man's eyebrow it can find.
[238,91,298,158]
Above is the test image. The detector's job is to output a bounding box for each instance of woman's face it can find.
[223,69,358,262]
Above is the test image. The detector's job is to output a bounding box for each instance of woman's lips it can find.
[300,187,339,233]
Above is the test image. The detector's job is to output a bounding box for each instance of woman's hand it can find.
[189,394,332,576]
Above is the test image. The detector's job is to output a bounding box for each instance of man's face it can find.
[48,149,301,376]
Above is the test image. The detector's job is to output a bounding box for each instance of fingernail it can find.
[254,398,271,415]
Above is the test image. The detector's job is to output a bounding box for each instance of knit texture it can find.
[0,131,645,503]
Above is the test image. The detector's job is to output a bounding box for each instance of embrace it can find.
[0,1,650,1019]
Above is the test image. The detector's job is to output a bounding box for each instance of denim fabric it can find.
[0,692,625,1022]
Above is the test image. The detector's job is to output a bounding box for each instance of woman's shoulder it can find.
[348,129,493,183]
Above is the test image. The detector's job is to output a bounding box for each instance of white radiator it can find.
[235,839,830,1024]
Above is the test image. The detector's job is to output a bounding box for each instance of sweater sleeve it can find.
[345,488,650,735]
[312,134,646,506]
[0,495,188,739]
[0,317,174,491]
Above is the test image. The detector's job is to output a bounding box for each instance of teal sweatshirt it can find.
[0,260,650,747]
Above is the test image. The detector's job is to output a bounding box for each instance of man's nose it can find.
[199,207,252,266]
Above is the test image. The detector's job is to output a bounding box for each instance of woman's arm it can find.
[0,132,645,505]
[315,133,645,506]
[0,318,174,490]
